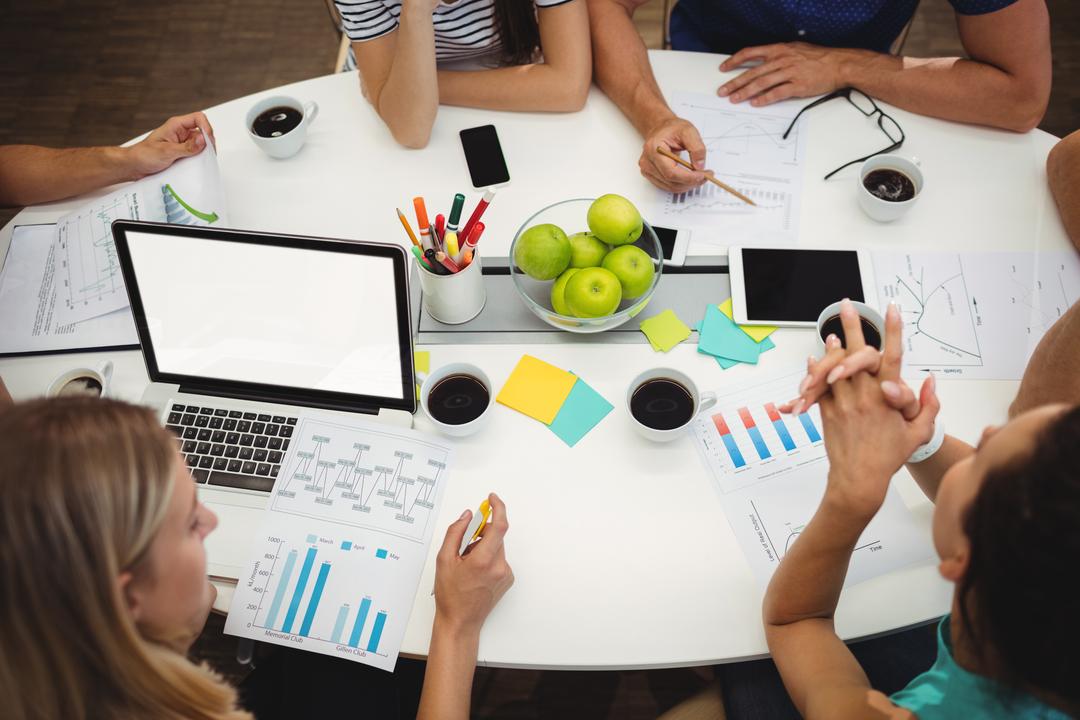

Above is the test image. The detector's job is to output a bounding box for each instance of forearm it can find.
[372,11,439,148]
[587,0,671,135]
[764,491,869,627]
[438,63,589,112]
[905,435,973,503]
[1047,131,1080,252]
[840,51,1046,133]
[0,145,135,207]
[416,617,481,720]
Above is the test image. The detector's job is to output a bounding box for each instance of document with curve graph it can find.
[225,411,453,671]
[646,92,807,244]
[690,367,934,588]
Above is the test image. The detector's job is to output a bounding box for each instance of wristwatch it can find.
[907,420,945,464]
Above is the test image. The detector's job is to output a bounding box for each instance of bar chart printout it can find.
[691,368,933,587]
[225,412,453,671]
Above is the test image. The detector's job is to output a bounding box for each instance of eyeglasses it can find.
[782,88,905,180]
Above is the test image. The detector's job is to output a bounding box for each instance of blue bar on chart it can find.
[331,604,350,644]
[299,561,331,637]
[348,597,373,648]
[375,548,388,559]
[367,611,388,653]
[765,403,796,451]
[711,413,746,468]
[264,549,297,630]
[341,540,352,551]
[738,407,772,460]
[798,412,822,443]
[282,547,317,634]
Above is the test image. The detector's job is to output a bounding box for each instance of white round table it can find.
[0,51,1069,669]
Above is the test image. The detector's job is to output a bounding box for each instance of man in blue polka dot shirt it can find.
[588,0,1051,193]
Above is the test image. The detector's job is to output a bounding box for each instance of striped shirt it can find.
[335,0,572,62]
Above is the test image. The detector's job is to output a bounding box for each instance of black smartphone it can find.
[459,124,510,188]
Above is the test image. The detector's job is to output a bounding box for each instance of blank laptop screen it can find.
[124,230,406,402]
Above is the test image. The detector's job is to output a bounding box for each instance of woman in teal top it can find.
[762,299,1079,719]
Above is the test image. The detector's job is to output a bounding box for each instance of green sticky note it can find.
[715,336,775,369]
[548,378,614,447]
[698,304,762,364]
[640,309,692,352]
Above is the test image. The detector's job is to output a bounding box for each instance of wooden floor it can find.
[6,0,1079,716]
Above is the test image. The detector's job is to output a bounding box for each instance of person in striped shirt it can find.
[335,0,590,147]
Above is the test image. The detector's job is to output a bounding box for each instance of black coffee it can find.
[820,314,883,350]
[863,168,916,202]
[427,375,489,425]
[630,379,695,431]
[251,106,303,138]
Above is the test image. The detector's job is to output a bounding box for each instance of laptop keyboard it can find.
[164,404,296,493]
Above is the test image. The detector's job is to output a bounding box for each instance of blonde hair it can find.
[0,397,252,720]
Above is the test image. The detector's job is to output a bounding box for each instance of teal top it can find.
[891,616,1071,719]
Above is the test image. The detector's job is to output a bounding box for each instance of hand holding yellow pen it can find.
[459,498,492,555]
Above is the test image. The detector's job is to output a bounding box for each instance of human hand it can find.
[125,112,216,180]
[433,493,514,635]
[640,116,710,193]
[718,42,858,107]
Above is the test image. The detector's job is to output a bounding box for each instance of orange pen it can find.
[413,197,431,247]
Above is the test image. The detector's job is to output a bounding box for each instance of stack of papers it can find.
[697,299,777,369]
[496,355,613,447]
[639,309,693,352]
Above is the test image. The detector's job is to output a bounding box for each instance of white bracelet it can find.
[907,420,945,464]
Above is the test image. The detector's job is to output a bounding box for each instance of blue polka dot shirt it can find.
[669,0,1017,55]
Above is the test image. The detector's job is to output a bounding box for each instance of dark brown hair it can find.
[493,1,541,66]
[957,404,1080,712]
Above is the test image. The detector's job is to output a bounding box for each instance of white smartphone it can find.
[728,246,877,327]
[651,225,690,266]
[459,124,511,189]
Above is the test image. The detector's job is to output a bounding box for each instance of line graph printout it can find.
[873,251,1080,379]
[692,368,933,587]
[226,413,452,671]
[52,142,226,326]
[647,92,806,241]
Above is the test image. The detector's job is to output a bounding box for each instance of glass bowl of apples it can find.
[509,196,663,334]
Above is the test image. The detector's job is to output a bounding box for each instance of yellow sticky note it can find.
[414,350,430,400]
[640,309,692,352]
[719,298,776,343]
[496,355,578,425]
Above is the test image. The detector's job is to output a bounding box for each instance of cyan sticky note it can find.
[548,378,614,447]
[698,304,762,364]
[715,336,776,369]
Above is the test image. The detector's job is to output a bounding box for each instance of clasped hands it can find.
[642,42,860,193]
[783,299,940,520]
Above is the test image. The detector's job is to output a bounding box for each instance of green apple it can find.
[587,194,643,246]
[565,267,622,318]
[602,245,654,299]
[568,231,609,268]
[514,223,571,280]
[550,267,581,316]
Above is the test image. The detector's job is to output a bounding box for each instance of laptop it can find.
[112,220,416,579]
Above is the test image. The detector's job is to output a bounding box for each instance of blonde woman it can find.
[0,397,513,720]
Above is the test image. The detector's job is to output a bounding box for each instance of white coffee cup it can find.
[815,300,886,355]
[857,154,923,222]
[47,360,113,398]
[626,368,716,442]
[246,95,319,159]
[418,363,493,438]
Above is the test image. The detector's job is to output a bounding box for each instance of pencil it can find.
[424,248,449,275]
[435,251,461,274]
[655,146,756,206]
[397,208,421,248]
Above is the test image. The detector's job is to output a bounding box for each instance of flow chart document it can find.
[873,250,1080,379]
[691,368,933,588]
[647,92,807,244]
[51,141,227,326]
[225,413,452,671]
[0,224,138,355]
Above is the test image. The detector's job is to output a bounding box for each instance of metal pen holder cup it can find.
[416,253,486,325]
